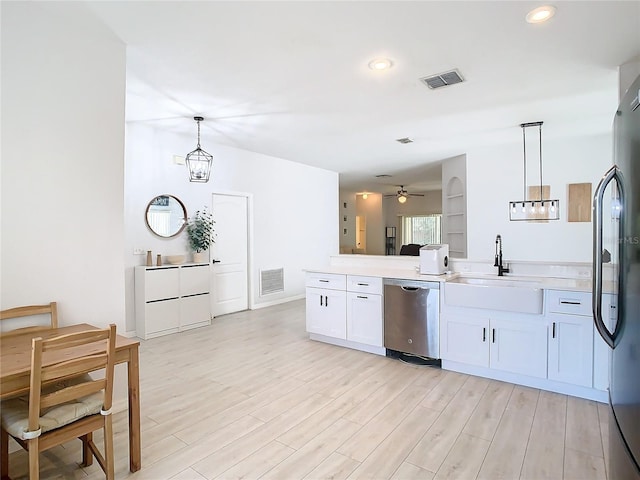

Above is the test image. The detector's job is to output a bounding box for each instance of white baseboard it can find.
[251,294,305,310]
[442,359,608,403]
[308,333,386,356]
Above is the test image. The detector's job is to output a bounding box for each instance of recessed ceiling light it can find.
[368,58,393,71]
[526,5,556,24]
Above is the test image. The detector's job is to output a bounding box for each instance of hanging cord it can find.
[196,119,202,148]
[538,123,543,202]
[522,125,527,201]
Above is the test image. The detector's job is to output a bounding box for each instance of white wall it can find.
[355,193,384,255]
[1,2,126,331]
[338,190,357,251]
[124,124,338,333]
[466,132,612,263]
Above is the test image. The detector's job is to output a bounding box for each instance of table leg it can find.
[127,345,141,472]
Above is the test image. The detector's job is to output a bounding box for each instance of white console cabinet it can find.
[135,264,211,339]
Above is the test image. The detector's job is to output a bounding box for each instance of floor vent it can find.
[260,268,284,296]
[420,69,464,89]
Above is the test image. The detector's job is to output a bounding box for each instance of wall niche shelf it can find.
[443,174,467,258]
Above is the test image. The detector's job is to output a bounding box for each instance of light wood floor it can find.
[5,299,609,480]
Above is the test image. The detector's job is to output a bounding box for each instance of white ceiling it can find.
[85,1,640,195]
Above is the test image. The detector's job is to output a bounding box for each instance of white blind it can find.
[402,215,442,245]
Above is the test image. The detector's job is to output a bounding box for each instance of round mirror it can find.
[145,195,187,238]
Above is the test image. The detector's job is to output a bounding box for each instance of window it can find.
[402,215,442,245]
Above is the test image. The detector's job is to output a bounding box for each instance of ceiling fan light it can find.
[398,195,407,204]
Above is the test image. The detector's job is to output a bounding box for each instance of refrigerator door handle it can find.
[592,165,622,348]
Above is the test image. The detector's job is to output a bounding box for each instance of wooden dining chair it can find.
[0,324,116,479]
[0,302,58,336]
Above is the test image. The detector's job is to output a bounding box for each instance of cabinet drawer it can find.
[347,275,383,295]
[146,267,180,301]
[305,272,346,290]
[146,298,180,335]
[546,290,592,316]
[181,293,211,328]
[181,264,210,296]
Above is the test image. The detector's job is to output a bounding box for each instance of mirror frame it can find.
[145,194,187,238]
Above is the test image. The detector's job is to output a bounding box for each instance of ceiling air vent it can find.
[420,69,464,89]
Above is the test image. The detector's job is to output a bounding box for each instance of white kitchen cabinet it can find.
[305,287,347,339]
[490,317,547,379]
[441,311,547,378]
[305,273,384,352]
[440,313,489,367]
[547,313,594,387]
[546,290,594,387]
[135,264,211,339]
[346,275,383,347]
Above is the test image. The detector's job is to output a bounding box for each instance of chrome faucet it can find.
[494,234,510,276]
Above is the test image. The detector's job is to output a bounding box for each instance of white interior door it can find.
[211,193,249,316]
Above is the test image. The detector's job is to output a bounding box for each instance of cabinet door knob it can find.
[492,328,496,343]
[212,259,221,264]
[552,322,556,339]
[483,327,486,342]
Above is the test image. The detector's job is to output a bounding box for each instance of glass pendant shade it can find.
[186,116,213,183]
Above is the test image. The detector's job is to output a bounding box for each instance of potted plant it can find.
[186,208,214,263]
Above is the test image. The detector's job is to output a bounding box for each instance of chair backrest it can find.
[28,325,116,434]
[0,302,58,336]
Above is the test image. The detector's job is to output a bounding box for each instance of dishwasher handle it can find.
[400,286,421,292]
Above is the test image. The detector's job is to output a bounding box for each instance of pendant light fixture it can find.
[509,121,560,221]
[185,116,213,183]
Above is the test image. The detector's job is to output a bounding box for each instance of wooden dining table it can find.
[0,324,141,473]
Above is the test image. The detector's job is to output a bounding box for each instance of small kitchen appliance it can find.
[419,244,449,275]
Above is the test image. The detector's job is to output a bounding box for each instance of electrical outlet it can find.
[133,248,146,255]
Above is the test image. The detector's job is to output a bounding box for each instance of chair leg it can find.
[27,437,39,480]
[80,432,93,467]
[1,427,9,479]
[103,418,114,480]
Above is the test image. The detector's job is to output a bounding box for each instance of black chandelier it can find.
[185,116,213,183]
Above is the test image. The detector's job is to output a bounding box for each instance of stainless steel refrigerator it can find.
[593,74,640,480]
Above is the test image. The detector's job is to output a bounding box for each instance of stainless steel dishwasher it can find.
[384,278,440,360]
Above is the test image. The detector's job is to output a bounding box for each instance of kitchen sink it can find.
[448,277,539,288]
[444,276,544,314]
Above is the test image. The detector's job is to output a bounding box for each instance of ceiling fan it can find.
[384,185,425,204]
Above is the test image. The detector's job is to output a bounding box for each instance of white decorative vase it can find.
[193,251,207,264]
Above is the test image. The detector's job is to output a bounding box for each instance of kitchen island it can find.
[305,254,615,402]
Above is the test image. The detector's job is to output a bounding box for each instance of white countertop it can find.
[304,265,614,294]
